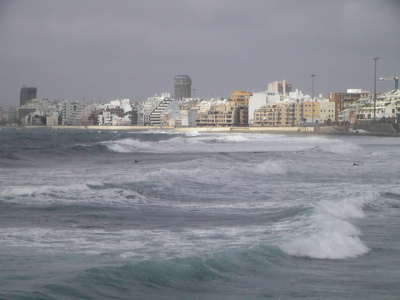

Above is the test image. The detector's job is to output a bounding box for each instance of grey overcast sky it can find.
[1,0,399,106]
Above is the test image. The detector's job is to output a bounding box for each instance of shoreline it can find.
[1,125,315,133]
[1,125,398,137]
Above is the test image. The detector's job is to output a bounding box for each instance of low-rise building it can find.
[18,98,60,125]
[46,113,60,126]
[0,107,18,125]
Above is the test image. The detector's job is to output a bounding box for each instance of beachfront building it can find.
[248,91,280,125]
[252,92,333,127]
[98,111,112,125]
[46,113,59,126]
[18,98,60,125]
[160,100,180,126]
[231,91,252,126]
[329,89,371,122]
[138,93,177,126]
[127,105,139,125]
[302,94,332,124]
[174,100,199,127]
[338,102,365,124]
[61,101,102,126]
[67,103,99,126]
[302,101,319,123]
[196,100,239,127]
[319,101,336,124]
[0,107,18,125]
[61,101,79,125]
[176,109,197,127]
[253,102,303,127]
[231,91,252,106]
[354,89,400,123]
[99,99,133,125]
[105,99,130,119]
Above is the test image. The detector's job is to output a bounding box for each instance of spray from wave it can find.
[278,192,375,259]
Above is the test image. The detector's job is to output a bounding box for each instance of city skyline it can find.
[1,1,399,106]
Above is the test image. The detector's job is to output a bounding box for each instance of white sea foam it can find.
[278,193,374,259]
[367,151,388,158]
[103,138,155,152]
[1,183,90,198]
[102,133,349,154]
[319,140,362,155]
[182,131,201,136]
[0,223,272,260]
[279,231,369,259]
[245,160,286,175]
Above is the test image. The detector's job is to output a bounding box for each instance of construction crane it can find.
[379,76,399,90]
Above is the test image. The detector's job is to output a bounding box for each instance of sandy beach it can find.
[13,125,319,134]
[2,125,398,136]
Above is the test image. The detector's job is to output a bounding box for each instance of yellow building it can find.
[231,91,252,126]
[231,91,252,106]
[253,102,303,126]
[303,101,320,123]
[196,102,238,127]
[319,101,336,123]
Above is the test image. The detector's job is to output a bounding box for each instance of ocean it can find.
[0,127,399,299]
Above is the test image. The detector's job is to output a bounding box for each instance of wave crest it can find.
[278,192,375,259]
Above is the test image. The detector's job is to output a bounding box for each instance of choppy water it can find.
[0,128,400,299]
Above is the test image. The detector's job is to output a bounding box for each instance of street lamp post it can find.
[373,57,379,123]
[311,74,316,123]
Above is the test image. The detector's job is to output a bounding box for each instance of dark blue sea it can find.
[0,128,399,299]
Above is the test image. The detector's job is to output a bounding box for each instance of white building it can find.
[248,91,280,125]
[46,113,59,126]
[98,111,112,125]
[178,109,197,127]
[138,93,173,126]
[355,90,400,122]
[18,98,60,125]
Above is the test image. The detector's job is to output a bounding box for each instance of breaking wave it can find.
[278,192,375,259]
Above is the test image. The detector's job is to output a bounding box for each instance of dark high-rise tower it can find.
[20,86,37,106]
[174,75,191,100]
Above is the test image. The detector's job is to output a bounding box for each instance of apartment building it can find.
[303,101,320,123]
[196,101,238,127]
[268,80,292,95]
[231,91,252,126]
[319,101,336,123]
[139,93,172,126]
[329,89,371,122]
[354,89,400,123]
[253,102,303,127]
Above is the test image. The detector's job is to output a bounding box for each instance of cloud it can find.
[0,0,399,106]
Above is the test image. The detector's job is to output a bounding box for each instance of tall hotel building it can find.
[20,86,37,106]
[174,75,192,100]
